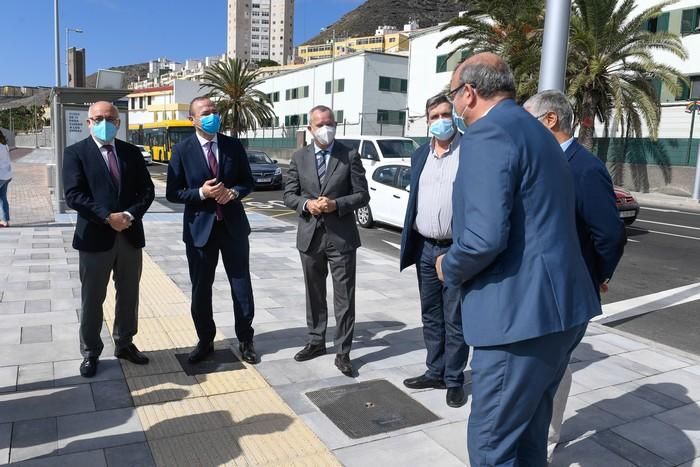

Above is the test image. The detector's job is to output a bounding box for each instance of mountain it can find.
[85,62,150,88]
[302,0,465,46]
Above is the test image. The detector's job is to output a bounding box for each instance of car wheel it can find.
[355,206,374,228]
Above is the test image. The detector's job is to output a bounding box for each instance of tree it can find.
[200,57,276,137]
[257,59,280,68]
[0,104,47,133]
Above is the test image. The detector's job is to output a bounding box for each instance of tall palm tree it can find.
[568,0,687,148]
[200,57,276,137]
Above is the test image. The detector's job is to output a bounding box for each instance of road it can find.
[148,163,700,355]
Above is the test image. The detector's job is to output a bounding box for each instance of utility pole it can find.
[538,0,572,92]
[54,0,61,87]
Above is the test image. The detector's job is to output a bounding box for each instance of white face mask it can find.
[314,125,336,146]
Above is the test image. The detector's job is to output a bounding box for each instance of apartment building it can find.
[227,0,294,65]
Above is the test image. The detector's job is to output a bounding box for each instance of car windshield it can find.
[338,139,361,151]
[248,152,274,164]
[376,140,419,158]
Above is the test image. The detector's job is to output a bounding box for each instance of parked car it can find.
[135,145,153,165]
[247,150,283,189]
[335,136,419,170]
[615,186,639,225]
[355,161,411,228]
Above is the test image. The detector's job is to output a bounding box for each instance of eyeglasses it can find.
[89,116,119,124]
[533,112,550,120]
[445,82,477,102]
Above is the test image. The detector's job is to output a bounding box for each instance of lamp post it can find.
[54,0,61,87]
[66,27,83,87]
[538,0,572,92]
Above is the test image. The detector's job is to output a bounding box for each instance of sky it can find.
[0,0,365,87]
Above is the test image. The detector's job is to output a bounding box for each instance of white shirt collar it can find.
[314,141,334,155]
[92,135,115,149]
[560,137,575,153]
[196,132,218,147]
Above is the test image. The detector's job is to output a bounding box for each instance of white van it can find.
[335,136,419,169]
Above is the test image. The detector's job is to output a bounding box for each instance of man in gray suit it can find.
[284,105,370,376]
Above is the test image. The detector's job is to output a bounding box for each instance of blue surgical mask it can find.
[92,120,118,142]
[452,106,468,134]
[199,113,221,135]
[429,118,456,141]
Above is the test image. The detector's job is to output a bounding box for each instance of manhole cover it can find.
[306,379,440,438]
[175,349,244,376]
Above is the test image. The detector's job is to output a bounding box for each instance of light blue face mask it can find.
[429,118,456,141]
[199,113,221,135]
[452,106,468,134]
[92,119,118,142]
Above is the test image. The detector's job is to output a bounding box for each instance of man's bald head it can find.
[88,101,119,120]
[451,52,516,100]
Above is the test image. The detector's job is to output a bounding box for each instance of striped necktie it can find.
[316,150,328,184]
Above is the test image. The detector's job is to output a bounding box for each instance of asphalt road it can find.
[148,163,700,355]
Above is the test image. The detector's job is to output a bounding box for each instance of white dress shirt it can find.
[91,137,133,221]
[197,133,219,200]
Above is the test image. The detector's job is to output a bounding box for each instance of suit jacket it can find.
[63,137,155,252]
[565,140,626,297]
[166,133,254,247]
[399,142,431,271]
[442,99,600,347]
[283,141,370,253]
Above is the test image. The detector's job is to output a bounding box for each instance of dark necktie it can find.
[316,150,328,184]
[103,144,120,188]
[207,141,223,221]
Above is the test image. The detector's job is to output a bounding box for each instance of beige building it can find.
[227,0,294,65]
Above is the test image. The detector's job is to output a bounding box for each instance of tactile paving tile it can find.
[141,302,192,318]
[148,428,248,467]
[195,368,268,396]
[208,388,295,423]
[137,397,231,440]
[127,371,204,405]
[120,350,183,378]
[164,330,201,349]
[132,331,176,352]
[156,315,198,333]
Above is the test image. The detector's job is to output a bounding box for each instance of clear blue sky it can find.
[0,0,364,87]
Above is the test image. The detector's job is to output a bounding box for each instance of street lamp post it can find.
[66,27,84,87]
[538,0,572,92]
[54,0,61,87]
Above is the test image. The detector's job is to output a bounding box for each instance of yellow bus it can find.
[127,120,195,162]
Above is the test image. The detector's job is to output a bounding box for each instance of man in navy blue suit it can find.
[166,96,257,364]
[399,94,469,408]
[525,89,626,457]
[436,53,601,466]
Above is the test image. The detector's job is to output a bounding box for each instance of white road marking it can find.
[377,227,402,236]
[627,238,640,243]
[636,219,700,231]
[595,282,700,324]
[627,227,700,241]
[383,240,401,250]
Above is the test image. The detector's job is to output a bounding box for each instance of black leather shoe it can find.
[115,344,149,365]
[334,353,354,376]
[403,375,447,390]
[446,386,466,408]
[80,357,99,378]
[239,341,257,364]
[294,343,326,362]
[188,341,214,363]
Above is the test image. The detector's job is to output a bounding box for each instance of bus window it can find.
[168,127,196,147]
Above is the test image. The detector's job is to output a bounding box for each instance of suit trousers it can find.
[185,222,254,344]
[79,232,142,358]
[467,323,587,467]
[416,238,469,387]
[299,226,356,355]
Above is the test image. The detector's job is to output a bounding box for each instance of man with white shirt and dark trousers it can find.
[166,96,257,365]
[63,101,155,377]
[399,95,469,408]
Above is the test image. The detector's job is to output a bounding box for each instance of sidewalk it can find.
[631,191,700,213]
[0,154,699,466]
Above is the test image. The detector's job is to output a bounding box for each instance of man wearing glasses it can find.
[166,96,257,365]
[63,101,155,377]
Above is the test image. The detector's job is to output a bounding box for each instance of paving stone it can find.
[91,380,133,411]
[104,442,155,467]
[24,300,51,314]
[0,423,11,465]
[576,385,666,421]
[136,397,230,440]
[57,407,145,455]
[0,301,25,314]
[550,436,637,467]
[592,429,674,467]
[27,280,50,290]
[638,369,700,403]
[118,350,182,378]
[127,372,204,405]
[613,415,699,465]
[10,449,107,467]
[54,358,124,387]
[423,421,469,464]
[0,384,95,423]
[17,363,54,391]
[559,396,626,443]
[208,388,295,423]
[0,340,82,367]
[0,327,20,345]
[571,356,647,391]
[195,367,268,396]
[10,417,58,462]
[21,325,52,344]
[0,366,17,394]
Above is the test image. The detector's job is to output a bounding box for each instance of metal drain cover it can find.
[175,349,244,376]
[306,379,440,438]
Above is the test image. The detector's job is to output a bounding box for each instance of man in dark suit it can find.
[166,96,256,364]
[63,101,155,377]
[524,89,626,457]
[437,54,601,466]
[399,94,469,408]
[283,105,369,376]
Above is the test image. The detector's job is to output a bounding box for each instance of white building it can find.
[227,0,294,65]
[131,55,225,90]
[127,80,204,125]
[249,51,409,138]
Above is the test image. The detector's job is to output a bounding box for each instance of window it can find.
[389,37,396,43]
[325,78,345,94]
[139,96,144,109]
[130,97,135,109]
[397,167,411,190]
[340,139,361,151]
[378,76,407,93]
[284,113,308,126]
[336,110,344,122]
[147,96,152,106]
[362,141,380,161]
[675,77,690,101]
[285,85,309,100]
[266,91,279,102]
[681,8,700,35]
[691,76,700,99]
[436,50,471,73]
[377,139,418,157]
[376,109,406,125]
[644,17,658,33]
[372,165,398,184]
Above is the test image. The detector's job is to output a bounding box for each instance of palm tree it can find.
[568,0,687,148]
[200,57,276,137]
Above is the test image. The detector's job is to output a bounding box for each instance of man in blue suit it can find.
[399,94,469,408]
[525,90,626,457]
[166,96,257,364]
[436,53,601,466]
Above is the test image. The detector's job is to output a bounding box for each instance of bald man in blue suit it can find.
[437,54,601,466]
